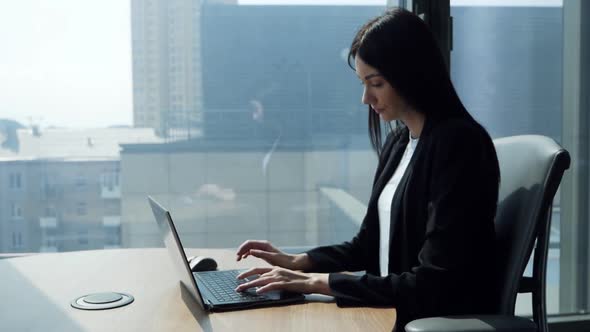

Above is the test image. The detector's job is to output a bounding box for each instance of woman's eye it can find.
[359,80,383,88]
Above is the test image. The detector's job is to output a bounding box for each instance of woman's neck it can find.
[400,110,425,139]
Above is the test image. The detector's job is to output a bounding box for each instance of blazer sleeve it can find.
[327,125,499,318]
[304,217,370,273]
[303,130,401,273]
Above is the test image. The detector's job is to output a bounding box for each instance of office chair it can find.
[405,135,571,332]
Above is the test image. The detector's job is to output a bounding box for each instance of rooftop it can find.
[0,126,163,161]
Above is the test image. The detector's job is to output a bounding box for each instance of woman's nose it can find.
[362,87,373,105]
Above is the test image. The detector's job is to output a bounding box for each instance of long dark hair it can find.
[349,8,474,155]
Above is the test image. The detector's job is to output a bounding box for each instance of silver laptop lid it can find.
[148,196,207,310]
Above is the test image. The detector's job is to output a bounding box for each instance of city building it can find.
[131,0,236,139]
[120,136,374,249]
[0,126,161,252]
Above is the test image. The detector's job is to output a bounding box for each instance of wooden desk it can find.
[0,248,396,331]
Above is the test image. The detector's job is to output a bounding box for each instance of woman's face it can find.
[355,56,408,122]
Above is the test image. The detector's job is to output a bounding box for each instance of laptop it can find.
[148,196,305,311]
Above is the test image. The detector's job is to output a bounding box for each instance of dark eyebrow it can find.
[364,73,382,80]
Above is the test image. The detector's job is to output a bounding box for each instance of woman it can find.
[235,8,500,331]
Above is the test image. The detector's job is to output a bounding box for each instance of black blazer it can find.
[305,116,500,331]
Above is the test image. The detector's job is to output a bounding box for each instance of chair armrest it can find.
[404,315,537,332]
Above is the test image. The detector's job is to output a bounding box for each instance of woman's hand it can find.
[235,240,311,271]
[235,267,331,295]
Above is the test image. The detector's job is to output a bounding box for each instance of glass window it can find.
[450,0,567,317]
[76,202,87,216]
[10,203,22,219]
[75,175,87,188]
[2,0,588,325]
[0,0,391,254]
[9,173,22,189]
[101,172,120,191]
[122,1,394,248]
[11,232,23,249]
[44,206,56,218]
[78,231,89,245]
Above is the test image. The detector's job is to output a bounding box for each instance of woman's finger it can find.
[236,240,274,261]
[237,267,273,280]
[248,249,278,262]
[235,276,277,292]
[236,240,257,260]
[256,281,289,294]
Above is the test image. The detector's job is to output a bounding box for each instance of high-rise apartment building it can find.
[131,0,235,139]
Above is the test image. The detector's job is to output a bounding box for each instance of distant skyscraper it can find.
[131,0,236,139]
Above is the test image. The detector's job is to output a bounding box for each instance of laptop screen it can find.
[148,196,207,310]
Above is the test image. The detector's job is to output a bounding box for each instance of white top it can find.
[378,133,419,277]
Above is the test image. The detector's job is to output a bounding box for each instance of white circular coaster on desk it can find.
[71,292,134,310]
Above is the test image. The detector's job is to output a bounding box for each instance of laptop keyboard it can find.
[195,270,267,303]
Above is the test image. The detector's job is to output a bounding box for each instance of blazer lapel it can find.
[369,133,409,206]
[387,137,422,259]
[385,118,435,272]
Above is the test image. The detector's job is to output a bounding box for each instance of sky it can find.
[0,0,132,129]
[0,0,561,129]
